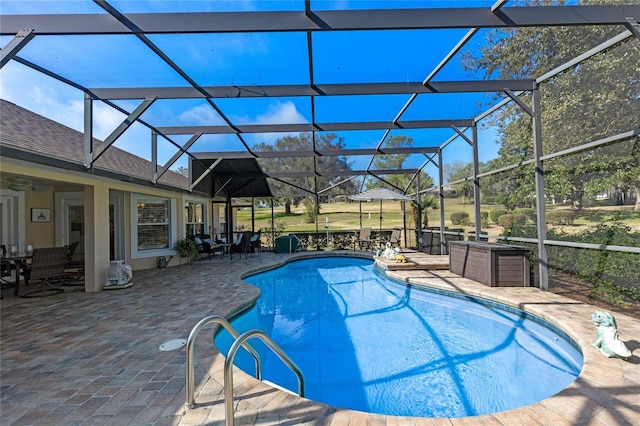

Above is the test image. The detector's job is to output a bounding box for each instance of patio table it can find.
[1,252,32,296]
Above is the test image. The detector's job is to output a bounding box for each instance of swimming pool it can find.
[215,256,583,418]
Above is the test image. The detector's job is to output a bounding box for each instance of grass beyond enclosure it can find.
[237,199,640,234]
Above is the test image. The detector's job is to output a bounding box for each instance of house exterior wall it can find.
[2,159,210,292]
[24,186,56,249]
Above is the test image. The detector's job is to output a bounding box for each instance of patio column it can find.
[84,184,110,292]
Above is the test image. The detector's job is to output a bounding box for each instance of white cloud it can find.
[256,101,307,125]
[0,63,84,131]
[243,100,309,145]
[92,103,127,140]
[0,63,155,160]
[178,103,225,125]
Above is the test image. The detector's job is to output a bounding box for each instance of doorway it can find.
[55,190,126,262]
[0,190,25,248]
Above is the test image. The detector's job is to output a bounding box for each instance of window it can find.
[131,194,176,258]
[185,201,205,236]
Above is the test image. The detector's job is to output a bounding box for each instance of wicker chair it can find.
[249,230,262,254]
[231,232,252,259]
[21,247,68,298]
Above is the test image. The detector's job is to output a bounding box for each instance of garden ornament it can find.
[375,246,383,257]
[394,254,408,263]
[383,242,396,260]
[590,310,632,359]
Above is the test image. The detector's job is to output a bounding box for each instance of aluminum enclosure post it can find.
[438,149,446,254]
[472,125,481,240]
[532,87,549,290]
[83,93,93,169]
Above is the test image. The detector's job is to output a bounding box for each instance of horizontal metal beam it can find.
[192,146,438,160]
[157,119,474,135]
[267,169,419,178]
[89,80,535,100]
[2,6,638,35]
[198,168,416,179]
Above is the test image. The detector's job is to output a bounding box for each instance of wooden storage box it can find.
[449,241,531,287]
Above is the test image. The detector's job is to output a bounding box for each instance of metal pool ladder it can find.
[185,315,305,426]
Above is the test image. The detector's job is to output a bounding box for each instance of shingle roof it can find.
[0,99,188,189]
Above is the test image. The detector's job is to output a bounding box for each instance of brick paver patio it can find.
[1,251,638,425]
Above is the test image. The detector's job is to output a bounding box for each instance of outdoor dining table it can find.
[1,252,32,296]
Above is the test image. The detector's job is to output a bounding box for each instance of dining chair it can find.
[1,245,15,297]
[21,247,68,298]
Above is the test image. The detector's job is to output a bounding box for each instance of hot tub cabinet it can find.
[449,241,531,287]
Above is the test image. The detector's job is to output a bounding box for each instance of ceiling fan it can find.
[1,176,52,192]
[3,176,32,191]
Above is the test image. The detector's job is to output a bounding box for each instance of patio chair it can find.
[357,227,373,250]
[63,241,84,285]
[387,228,402,247]
[21,247,67,298]
[191,234,222,260]
[249,230,262,254]
[1,244,17,297]
[231,232,252,259]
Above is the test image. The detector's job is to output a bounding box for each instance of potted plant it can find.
[173,238,199,262]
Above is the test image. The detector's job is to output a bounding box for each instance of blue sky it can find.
[0,0,503,179]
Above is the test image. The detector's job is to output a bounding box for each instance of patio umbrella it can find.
[349,187,413,235]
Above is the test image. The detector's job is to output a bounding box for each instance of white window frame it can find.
[130,193,177,259]
[184,198,208,237]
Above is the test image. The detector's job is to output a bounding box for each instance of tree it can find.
[254,133,356,214]
[462,0,640,210]
[174,166,189,177]
[410,195,438,229]
[365,135,434,193]
[443,161,475,204]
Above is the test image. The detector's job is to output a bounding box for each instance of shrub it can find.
[546,222,640,297]
[450,212,469,226]
[513,208,536,222]
[480,211,489,227]
[489,209,508,223]
[498,214,527,229]
[173,238,198,257]
[303,201,317,223]
[260,220,286,249]
[546,210,575,225]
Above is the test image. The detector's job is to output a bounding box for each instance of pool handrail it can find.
[224,329,305,426]
[185,315,262,409]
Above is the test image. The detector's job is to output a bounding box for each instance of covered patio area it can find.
[1,252,638,425]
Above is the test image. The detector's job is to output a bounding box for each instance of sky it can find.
[0,0,505,181]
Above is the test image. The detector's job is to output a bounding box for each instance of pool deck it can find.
[1,250,639,425]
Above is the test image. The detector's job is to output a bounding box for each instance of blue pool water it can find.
[214,257,583,418]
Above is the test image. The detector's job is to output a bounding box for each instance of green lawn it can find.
[236,198,640,234]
